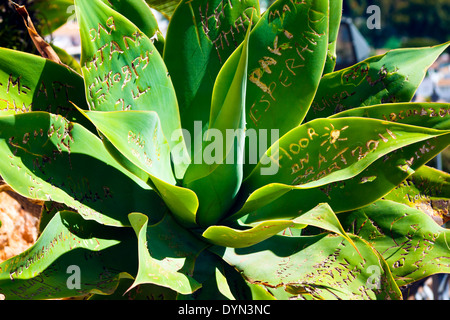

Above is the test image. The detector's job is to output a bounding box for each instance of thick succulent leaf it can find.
[383,166,450,225]
[244,118,450,192]
[164,0,259,150]
[0,48,89,127]
[231,125,450,224]
[80,110,175,185]
[182,24,250,227]
[89,278,178,300]
[305,42,450,122]
[75,0,189,179]
[323,0,343,74]
[51,44,83,75]
[407,165,450,199]
[177,250,232,300]
[291,203,358,252]
[204,203,355,250]
[245,0,329,130]
[127,212,207,295]
[0,211,137,300]
[102,0,165,55]
[212,233,402,300]
[218,258,276,300]
[75,108,199,228]
[202,220,293,249]
[331,102,450,130]
[341,200,450,287]
[145,0,181,18]
[243,0,329,176]
[0,112,166,226]
[35,0,165,52]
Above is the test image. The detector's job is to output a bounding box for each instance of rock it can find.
[0,190,42,263]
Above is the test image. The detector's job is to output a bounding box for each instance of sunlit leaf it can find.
[383,166,450,225]
[75,0,189,178]
[305,42,450,122]
[127,212,207,294]
[212,233,401,300]
[341,200,450,286]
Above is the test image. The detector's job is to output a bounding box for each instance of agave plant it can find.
[0,0,449,300]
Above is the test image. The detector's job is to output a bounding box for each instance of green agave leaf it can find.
[243,0,329,176]
[35,0,165,51]
[182,22,251,227]
[78,108,199,228]
[204,203,356,251]
[80,110,175,185]
[341,200,450,287]
[212,233,402,300]
[0,211,137,300]
[75,0,189,179]
[218,258,276,300]
[145,0,181,18]
[291,203,359,254]
[178,248,276,300]
[244,117,450,192]
[102,0,165,55]
[0,112,166,226]
[331,102,450,130]
[164,0,259,151]
[177,250,232,300]
[50,44,82,75]
[383,165,450,225]
[245,0,329,130]
[408,165,450,199]
[202,220,293,249]
[0,48,89,125]
[231,124,450,224]
[89,278,178,300]
[127,212,207,295]
[323,0,343,74]
[305,42,450,122]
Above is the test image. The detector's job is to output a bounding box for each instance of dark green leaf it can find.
[0,211,137,300]
[182,24,251,227]
[164,0,259,154]
[0,112,165,226]
[212,233,402,299]
[128,212,207,294]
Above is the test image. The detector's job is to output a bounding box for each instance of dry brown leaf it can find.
[11,1,62,64]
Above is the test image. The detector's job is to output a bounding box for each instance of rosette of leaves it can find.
[0,0,449,300]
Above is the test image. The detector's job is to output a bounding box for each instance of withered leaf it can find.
[12,1,62,64]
